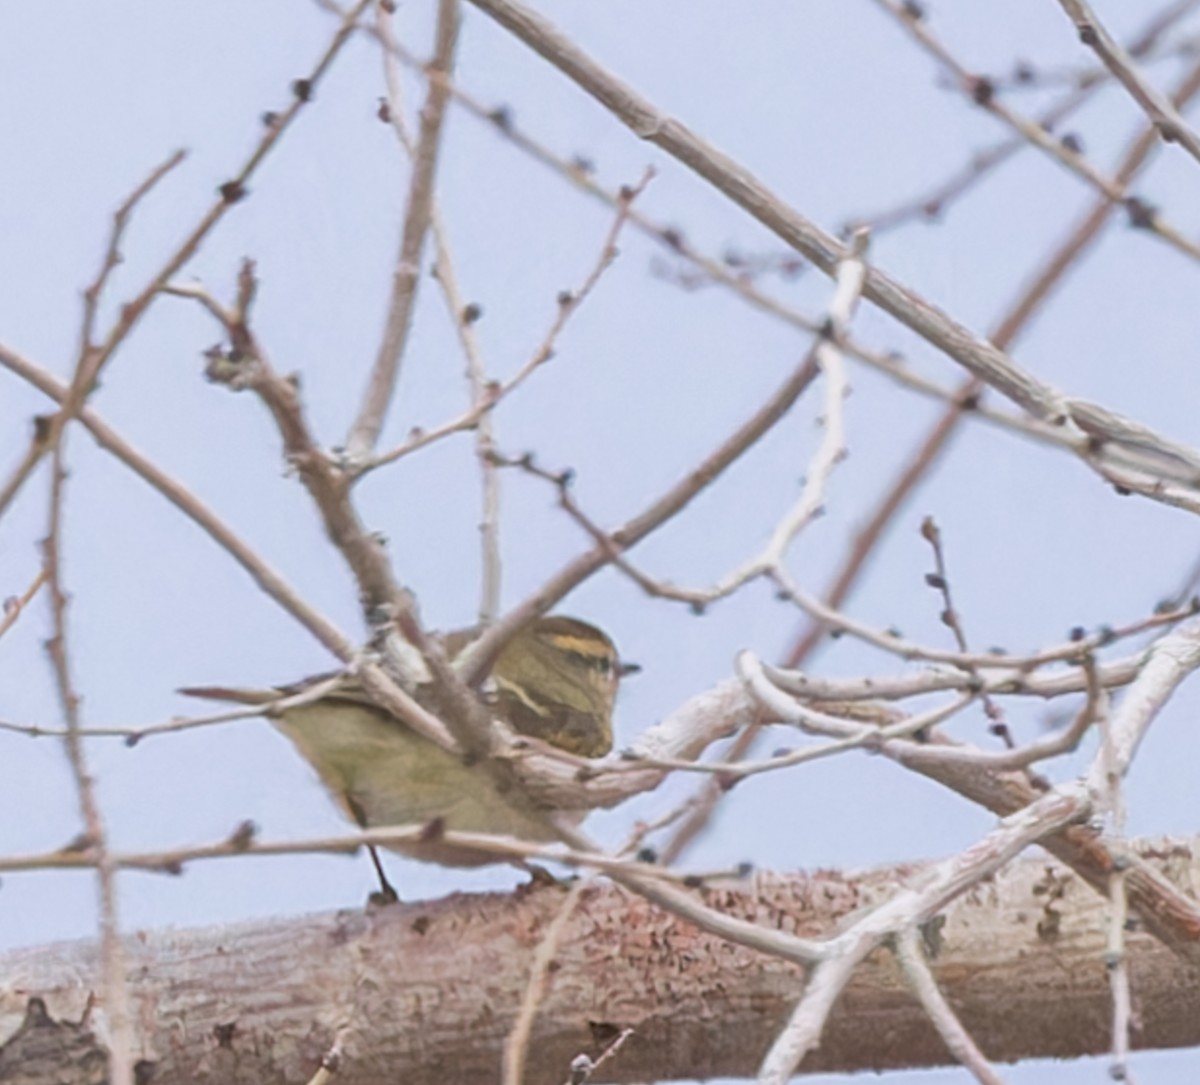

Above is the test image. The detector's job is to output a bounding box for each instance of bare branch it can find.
[346,0,461,459]
[872,0,1200,262]
[894,930,1007,1085]
[0,567,48,643]
[1057,0,1200,167]
[464,0,1200,509]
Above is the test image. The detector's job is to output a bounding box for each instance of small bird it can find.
[180,616,627,879]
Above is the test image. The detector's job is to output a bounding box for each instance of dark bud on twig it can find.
[967,76,996,106]
[418,816,447,842]
[487,105,513,132]
[291,78,313,103]
[1124,197,1159,230]
[226,820,258,851]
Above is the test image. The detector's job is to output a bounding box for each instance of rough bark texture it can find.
[2,839,1199,1084]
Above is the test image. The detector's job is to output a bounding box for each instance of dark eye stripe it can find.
[562,649,613,674]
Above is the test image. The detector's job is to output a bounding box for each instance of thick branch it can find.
[4,841,1200,1083]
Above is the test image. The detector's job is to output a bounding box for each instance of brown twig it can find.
[464,0,1200,503]
[919,515,1011,744]
[453,349,821,686]
[843,0,1200,235]
[1057,0,1200,167]
[346,0,461,459]
[83,1,371,407]
[503,881,586,1085]
[0,415,55,525]
[365,168,655,475]
[374,2,503,620]
[352,10,1198,494]
[0,342,357,664]
[873,0,1200,263]
[0,567,49,642]
[43,393,132,1085]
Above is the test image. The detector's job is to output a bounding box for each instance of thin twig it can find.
[86,1,372,402]
[894,929,1007,1085]
[919,515,1011,744]
[846,0,1200,237]
[503,881,586,1085]
[757,782,1091,1082]
[0,416,54,523]
[491,228,868,614]
[0,567,49,642]
[43,403,132,1085]
[346,0,461,459]
[1057,0,1200,168]
[0,342,356,664]
[376,4,504,620]
[464,0,1200,502]
[874,0,1200,263]
[348,9,1199,491]
[366,169,654,475]
[452,349,821,686]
